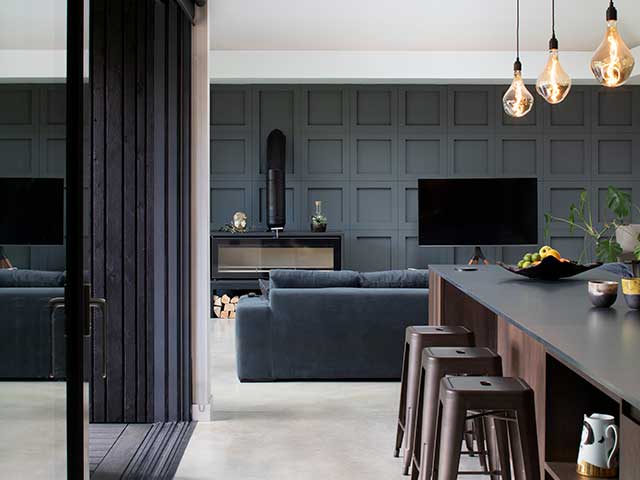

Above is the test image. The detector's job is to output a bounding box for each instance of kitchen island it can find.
[428,265,640,480]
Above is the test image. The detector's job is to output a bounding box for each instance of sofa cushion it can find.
[269,269,361,289]
[0,269,66,287]
[598,262,633,279]
[359,270,429,288]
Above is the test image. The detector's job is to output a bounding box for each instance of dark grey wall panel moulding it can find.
[208,83,639,270]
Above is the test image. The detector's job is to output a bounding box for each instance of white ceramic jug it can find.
[576,413,619,478]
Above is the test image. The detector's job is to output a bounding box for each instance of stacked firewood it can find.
[213,294,240,319]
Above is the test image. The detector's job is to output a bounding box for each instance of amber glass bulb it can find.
[536,49,571,104]
[503,69,534,118]
[591,19,635,87]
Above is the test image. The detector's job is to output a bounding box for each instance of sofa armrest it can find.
[235,295,273,381]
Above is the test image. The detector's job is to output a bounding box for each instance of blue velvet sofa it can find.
[235,269,429,381]
[0,269,66,379]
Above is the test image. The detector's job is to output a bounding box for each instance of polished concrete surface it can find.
[175,317,483,479]
[0,382,66,479]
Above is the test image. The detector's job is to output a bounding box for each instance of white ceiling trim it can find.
[210,49,640,84]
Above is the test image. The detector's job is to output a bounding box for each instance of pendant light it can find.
[503,0,534,118]
[590,0,635,88]
[536,0,571,104]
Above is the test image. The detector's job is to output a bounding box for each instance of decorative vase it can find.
[311,200,327,233]
[616,224,640,261]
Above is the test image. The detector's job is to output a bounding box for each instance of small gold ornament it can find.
[232,211,248,232]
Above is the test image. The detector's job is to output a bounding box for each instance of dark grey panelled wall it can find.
[210,84,640,269]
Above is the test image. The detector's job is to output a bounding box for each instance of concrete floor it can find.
[175,317,483,480]
[0,382,67,479]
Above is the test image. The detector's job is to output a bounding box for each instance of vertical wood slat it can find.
[136,0,149,424]
[91,0,107,423]
[105,0,125,422]
[122,0,138,423]
[166,0,180,422]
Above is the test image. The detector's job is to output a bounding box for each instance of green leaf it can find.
[595,239,623,263]
[607,185,631,221]
[635,234,640,261]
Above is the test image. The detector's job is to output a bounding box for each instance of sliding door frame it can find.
[66,0,88,477]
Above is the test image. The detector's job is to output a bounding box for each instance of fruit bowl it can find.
[498,255,601,280]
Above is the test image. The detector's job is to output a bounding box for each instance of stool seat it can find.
[432,376,540,480]
[394,325,474,475]
[411,347,503,480]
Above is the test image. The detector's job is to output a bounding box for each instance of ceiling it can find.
[1,0,638,52]
[0,0,67,50]
[209,0,640,52]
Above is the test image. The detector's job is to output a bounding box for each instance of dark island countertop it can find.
[430,265,640,410]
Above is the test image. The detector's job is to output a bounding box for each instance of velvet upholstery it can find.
[269,269,360,289]
[0,287,66,378]
[0,269,66,287]
[235,277,429,381]
[359,269,429,288]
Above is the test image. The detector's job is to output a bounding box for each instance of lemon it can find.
[531,253,541,262]
[539,245,552,256]
[522,261,531,268]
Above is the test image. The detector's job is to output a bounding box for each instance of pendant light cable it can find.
[552,0,555,38]
[516,0,520,62]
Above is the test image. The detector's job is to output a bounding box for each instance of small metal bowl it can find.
[588,281,619,308]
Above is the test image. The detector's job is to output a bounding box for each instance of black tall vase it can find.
[266,129,286,230]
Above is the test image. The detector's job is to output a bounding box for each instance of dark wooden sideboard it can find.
[428,265,640,480]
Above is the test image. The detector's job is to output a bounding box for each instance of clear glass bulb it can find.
[590,19,635,88]
[503,70,534,118]
[536,49,571,104]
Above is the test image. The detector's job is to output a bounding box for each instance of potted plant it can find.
[311,200,327,232]
[544,186,640,263]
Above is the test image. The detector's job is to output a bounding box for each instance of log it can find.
[230,295,240,304]
[221,294,230,304]
[229,310,236,319]
[223,303,234,313]
[220,309,229,319]
[213,306,221,317]
[213,295,222,307]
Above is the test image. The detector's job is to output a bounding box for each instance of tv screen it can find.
[0,178,64,245]
[418,178,538,246]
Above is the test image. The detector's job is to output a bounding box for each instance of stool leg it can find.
[473,417,488,472]
[434,399,467,480]
[484,416,502,480]
[410,367,426,478]
[464,419,475,456]
[507,413,525,480]
[416,364,443,480]
[513,401,541,480]
[402,340,423,475]
[493,416,512,480]
[394,342,410,457]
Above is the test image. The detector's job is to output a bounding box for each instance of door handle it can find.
[47,285,108,380]
[88,297,107,379]
[47,297,66,379]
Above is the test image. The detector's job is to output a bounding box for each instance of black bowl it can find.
[498,255,601,280]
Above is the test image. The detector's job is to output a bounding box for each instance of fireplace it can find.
[211,232,343,290]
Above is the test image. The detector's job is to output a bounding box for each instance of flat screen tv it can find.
[418,178,538,247]
[0,178,64,245]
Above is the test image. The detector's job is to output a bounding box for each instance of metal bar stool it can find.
[394,325,474,475]
[431,376,540,480]
[410,347,505,480]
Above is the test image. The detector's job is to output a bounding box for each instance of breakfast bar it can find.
[428,265,640,480]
